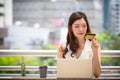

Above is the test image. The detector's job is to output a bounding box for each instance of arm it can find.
[91,38,101,78]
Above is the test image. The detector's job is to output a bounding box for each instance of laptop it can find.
[57,58,93,78]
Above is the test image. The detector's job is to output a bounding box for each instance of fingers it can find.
[92,38,99,47]
[58,43,65,52]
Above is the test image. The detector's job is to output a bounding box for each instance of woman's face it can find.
[72,18,87,39]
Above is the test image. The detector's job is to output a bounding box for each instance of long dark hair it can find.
[62,12,92,58]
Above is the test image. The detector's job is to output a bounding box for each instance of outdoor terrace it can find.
[0,50,120,80]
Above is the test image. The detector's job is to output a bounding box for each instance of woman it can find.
[57,12,101,78]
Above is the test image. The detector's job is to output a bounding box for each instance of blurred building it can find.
[12,0,103,33]
[0,0,12,27]
[1,0,104,49]
[1,0,104,32]
[0,0,9,49]
[110,0,120,35]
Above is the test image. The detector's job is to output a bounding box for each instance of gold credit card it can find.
[85,33,96,40]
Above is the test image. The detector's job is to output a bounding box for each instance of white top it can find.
[65,39,93,59]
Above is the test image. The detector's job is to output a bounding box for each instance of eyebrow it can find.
[74,24,79,25]
[74,23,86,25]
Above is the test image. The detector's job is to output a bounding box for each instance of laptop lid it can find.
[57,59,93,78]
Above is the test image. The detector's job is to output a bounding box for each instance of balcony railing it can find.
[0,50,120,80]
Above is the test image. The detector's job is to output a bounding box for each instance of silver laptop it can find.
[57,59,93,78]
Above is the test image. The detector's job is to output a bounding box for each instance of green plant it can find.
[0,56,21,66]
[96,30,113,50]
[97,30,120,66]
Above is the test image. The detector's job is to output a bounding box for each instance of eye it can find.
[75,26,79,28]
[82,25,87,28]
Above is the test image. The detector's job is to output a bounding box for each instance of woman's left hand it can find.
[91,38,100,55]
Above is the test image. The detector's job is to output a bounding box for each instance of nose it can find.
[79,27,83,31]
